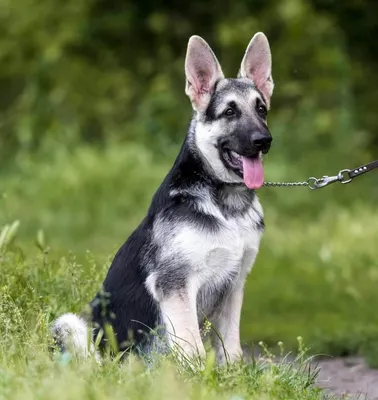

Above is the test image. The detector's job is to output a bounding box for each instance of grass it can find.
[0,230,328,400]
[0,331,326,400]
[0,140,377,398]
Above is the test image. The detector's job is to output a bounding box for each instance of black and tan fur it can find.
[52,32,274,365]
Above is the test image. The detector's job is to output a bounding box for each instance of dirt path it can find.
[245,346,378,398]
[314,356,378,399]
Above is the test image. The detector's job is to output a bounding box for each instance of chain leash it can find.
[263,160,378,190]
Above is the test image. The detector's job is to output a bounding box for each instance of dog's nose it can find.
[251,132,272,153]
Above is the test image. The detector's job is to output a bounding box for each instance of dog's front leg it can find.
[146,273,205,359]
[212,282,245,365]
[160,289,205,360]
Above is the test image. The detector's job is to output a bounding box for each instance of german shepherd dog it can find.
[52,32,274,365]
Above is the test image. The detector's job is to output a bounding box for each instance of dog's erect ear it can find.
[239,32,274,107]
[185,35,224,112]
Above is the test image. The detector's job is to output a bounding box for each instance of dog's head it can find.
[185,33,274,190]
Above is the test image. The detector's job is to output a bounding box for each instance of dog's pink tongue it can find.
[242,157,264,189]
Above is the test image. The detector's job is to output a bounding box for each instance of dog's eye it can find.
[257,104,267,117]
[224,108,235,117]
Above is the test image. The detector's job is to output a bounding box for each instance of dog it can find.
[52,31,274,365]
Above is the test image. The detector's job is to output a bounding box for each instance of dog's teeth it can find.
[230,151,241,160]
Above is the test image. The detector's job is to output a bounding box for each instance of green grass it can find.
[0,329,325,400]
[0,230,328,400]
[0,141,378,398]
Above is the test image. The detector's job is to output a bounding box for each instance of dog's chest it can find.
[198,215,258,279]
[167,196,264,288]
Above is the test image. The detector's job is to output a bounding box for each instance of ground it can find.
[248,346,378,399]
[315,357,378,399]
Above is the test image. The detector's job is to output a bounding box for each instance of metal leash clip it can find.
[263,160,377,190]
[307,169,352,190]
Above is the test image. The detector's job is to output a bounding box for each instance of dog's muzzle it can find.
[251,131,272,154]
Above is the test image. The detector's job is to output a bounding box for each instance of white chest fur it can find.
[154,191,264,293]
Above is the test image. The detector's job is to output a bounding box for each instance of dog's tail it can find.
[50,313,100,362]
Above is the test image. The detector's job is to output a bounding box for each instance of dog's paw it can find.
[171,340,206,369]
[216,346,245,366]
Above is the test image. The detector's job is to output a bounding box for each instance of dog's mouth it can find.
[221,149,264,190]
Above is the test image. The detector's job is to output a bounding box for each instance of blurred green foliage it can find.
[0,0,377,167]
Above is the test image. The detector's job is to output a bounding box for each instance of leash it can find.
[263,160,378,190]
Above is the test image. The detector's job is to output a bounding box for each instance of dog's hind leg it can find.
[51,313,100,362]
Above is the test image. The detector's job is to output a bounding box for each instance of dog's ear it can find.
[185,35,224,112]
[239,32,274,107]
